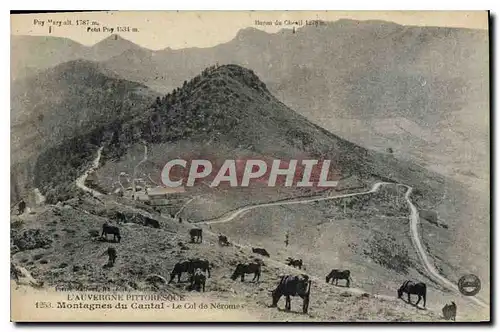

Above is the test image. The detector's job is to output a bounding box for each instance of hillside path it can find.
[198,182,488,308]
[75,146,104,197]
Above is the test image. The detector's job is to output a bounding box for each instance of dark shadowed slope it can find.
[11,59,157,202]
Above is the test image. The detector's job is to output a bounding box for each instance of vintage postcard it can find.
[10,10,490,322]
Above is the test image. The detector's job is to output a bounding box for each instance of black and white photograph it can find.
[9,10,490,322]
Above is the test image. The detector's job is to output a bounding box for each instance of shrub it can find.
[11,229,53,251]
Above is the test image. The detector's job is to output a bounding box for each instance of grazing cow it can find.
[286,257,303,269]
[326,269,352,287]
[190,268,206,292]
[144,217,160,228]
[252,247,270,257]
[168,258,211,283]
[442,302,457,321]
[271,274,312,314]
[398,280,427,308]
[102,247,117,267]
[218,234,230,246]
[231,262,262,282]
[189,228,203,243]
[101,223,121,242]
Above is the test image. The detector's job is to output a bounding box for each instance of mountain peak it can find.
[88,34,143,61]
[197,64,270,95]
[95,34,131,45]
[234,27,271,41]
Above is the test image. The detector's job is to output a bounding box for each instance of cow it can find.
[101,223,121,242]
[231,262,262,282]
[218,234,230,246]
[190,268,206,292]
[326,269,352,287]
[271,274,312,314]
[189,228,203,243]
[252,247,270,257]
[100,247,117,267]
[442,302,457,321]
[168,258,211,283]
[286,257,303,269]
[144,217,160,228]
[397,280,427,308]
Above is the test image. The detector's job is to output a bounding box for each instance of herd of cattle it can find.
[99,222,458,320]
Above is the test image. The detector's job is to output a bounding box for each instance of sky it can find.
[10,11,489,50]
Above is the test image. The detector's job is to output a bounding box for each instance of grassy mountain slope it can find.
[11,197,461,322]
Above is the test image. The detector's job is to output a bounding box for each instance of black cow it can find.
[218,234,229,246]
[252,247,270,257]
[144,217,160,228]
[271,274,312,314]
[100,247,117,267]
[398,280,427,308]
[442,302,457,321]
[168,258,211,283]
[326,269,352,287]
[190,268,206,292]
[101,223,121,242]
[286,258,303,269]
[189,228,203,243]
[231,262,261,282]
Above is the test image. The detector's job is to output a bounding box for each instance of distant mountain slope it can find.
[11,34,144,80]
[11,35,87,80]
[11,59,157,202]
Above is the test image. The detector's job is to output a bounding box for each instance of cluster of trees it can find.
[107,64,251,150]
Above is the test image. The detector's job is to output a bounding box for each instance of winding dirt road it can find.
[198,182,391,225]
[75,146,104,197]
[401,185,487,308]
[198,181,488,308]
